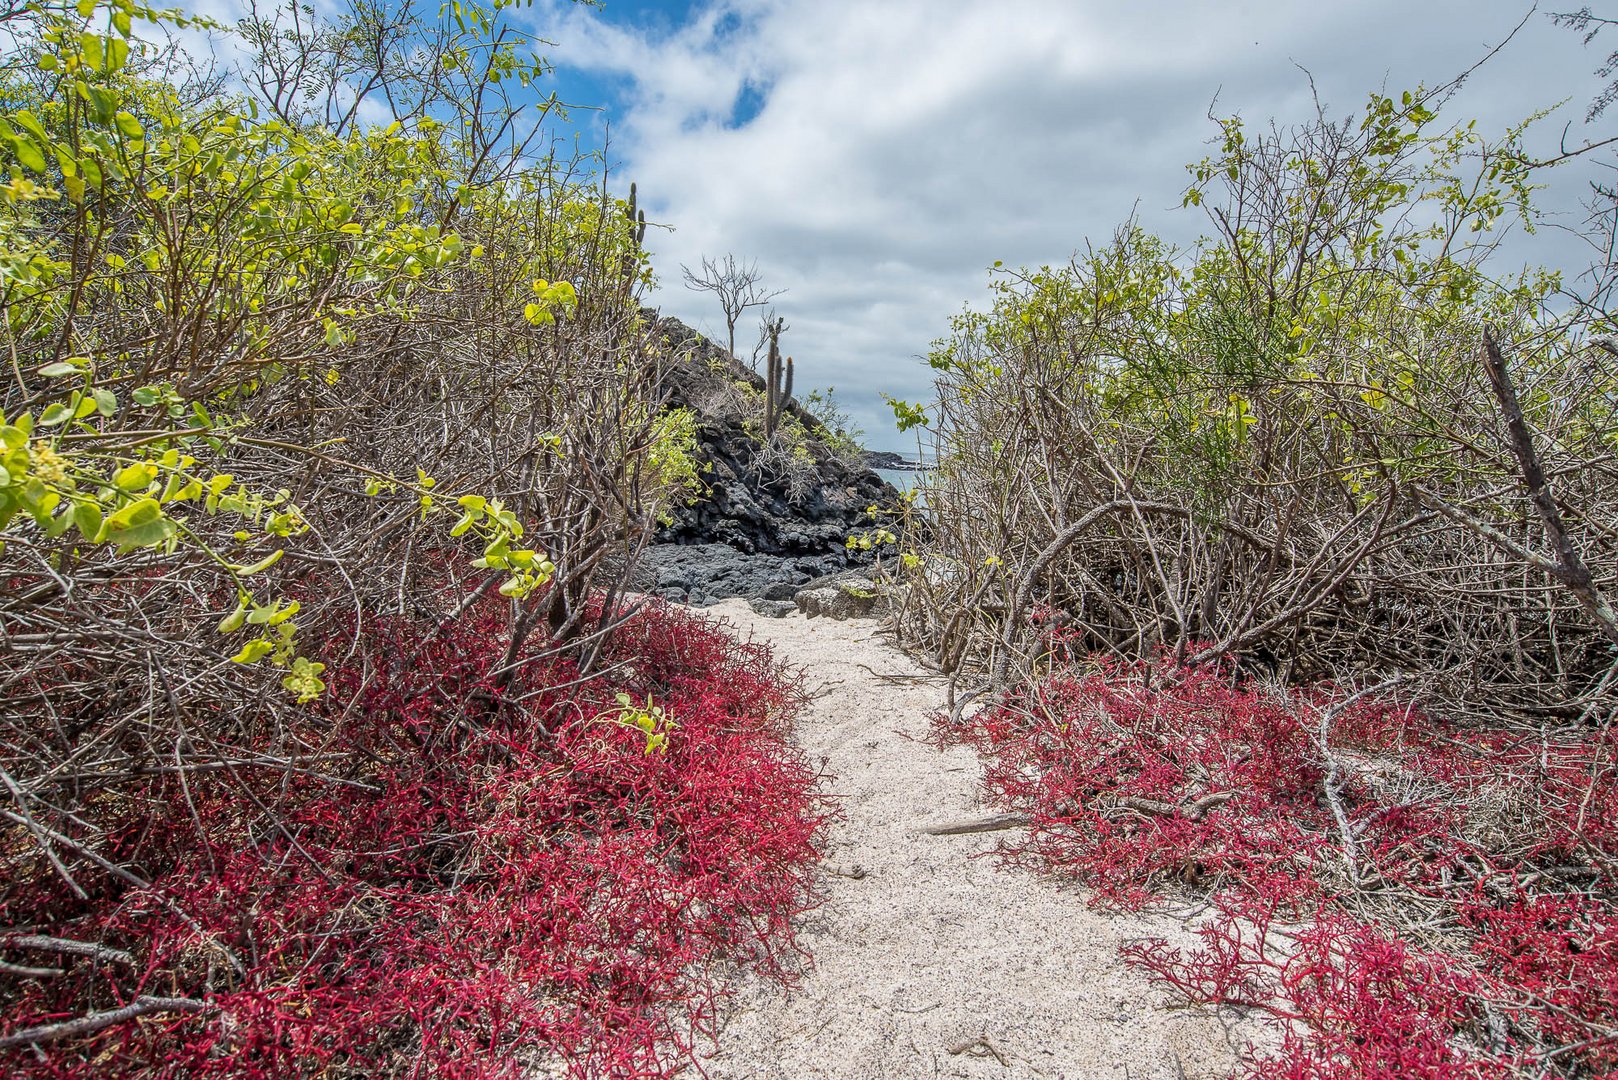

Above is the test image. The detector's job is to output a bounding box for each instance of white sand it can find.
[698,600,1257,1080]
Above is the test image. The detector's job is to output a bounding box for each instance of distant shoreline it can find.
[862,449,928,471]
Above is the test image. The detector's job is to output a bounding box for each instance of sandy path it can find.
[698,601,1255,1080]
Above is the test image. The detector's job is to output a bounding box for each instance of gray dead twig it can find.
[947,1034,1010,1067]
[0,996,215,1050]
[1,935,134,967]
[919,813,1030,836]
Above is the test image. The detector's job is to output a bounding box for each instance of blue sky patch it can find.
[730,79,768,127]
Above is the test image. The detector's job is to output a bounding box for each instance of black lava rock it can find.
[649,313,899,559]
[633,312,901,606]
[636,543,869,607]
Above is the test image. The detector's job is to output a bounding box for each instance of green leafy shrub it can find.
[896,90,1618,717]
[802,385,866,465]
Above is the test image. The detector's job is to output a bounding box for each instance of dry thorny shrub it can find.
[899,88,1618,1078]
[0,0,779,1070]
[892,92,1618,723]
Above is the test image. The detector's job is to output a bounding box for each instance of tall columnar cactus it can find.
[621,183,647,283]
[764,317,793,437]
[625,182,647,249]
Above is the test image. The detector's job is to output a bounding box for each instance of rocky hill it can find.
[639,314,900,608]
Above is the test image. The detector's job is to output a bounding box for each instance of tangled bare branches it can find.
[0,0,707,1057]
[894,92,1618,724]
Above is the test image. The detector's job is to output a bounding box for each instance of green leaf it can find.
[39,402,72,426]
[235,548,284,575]
[112,462,153,491]
[44,506,74,538]
[7,133,45,174]
[113,110,141,138]
[90,387,116,416]
[230,639,275,664]
[81,84,118,125]
[99,498,172,550]
[11,111,47,144]
[102,496,161,532]
[24,487,58,522]
[107,517,174,550]
[79,33,105,73]
[73,501,101,540]
[39,362,81,378]
[218,600,248,634]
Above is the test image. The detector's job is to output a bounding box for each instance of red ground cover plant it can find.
[0,591,828,1077]
[936,639,1618,1078]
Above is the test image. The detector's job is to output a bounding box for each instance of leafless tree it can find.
[681,254,783,363]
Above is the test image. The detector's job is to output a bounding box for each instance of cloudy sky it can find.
[514,0,1611,451]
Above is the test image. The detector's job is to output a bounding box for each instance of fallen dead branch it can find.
[919,813,1031,836]
[0,997,214,1051]
[0,936,134,967]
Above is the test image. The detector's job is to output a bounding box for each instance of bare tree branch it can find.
[0,997,214,1050]
[1480,323,1618,648]
[680,255,784,363]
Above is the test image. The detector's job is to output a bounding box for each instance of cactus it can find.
[621,183,647,281]
[625,182,647,249]
[764,317,793,437]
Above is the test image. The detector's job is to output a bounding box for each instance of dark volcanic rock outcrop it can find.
[650,314,896,559]
[658,420,891,555]
[634,543,858,607]
[862,449,921,471]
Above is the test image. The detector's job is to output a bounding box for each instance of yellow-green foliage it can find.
[0,0,671,700]
[912,89,1590,514]
[892,88,1618,712]
[646,408,706,513]
[604,691,678,755]
[0,0,525,695]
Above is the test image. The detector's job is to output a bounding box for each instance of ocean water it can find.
[873,467,922,493]
[871,449,935,506]
[872,463,932,510]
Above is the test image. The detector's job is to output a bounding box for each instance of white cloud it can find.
[529,0,1610,448]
